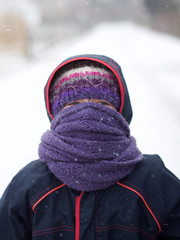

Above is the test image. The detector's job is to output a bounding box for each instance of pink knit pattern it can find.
[52,71,116,92]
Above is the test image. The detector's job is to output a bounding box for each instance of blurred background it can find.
[0,0,180,58]
[0,0,180,196]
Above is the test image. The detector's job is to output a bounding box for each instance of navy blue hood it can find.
[44,54,133,124]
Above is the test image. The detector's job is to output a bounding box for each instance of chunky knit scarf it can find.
[39,103,143,191]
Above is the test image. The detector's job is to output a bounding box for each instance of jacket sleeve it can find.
[156,159,180,240]
[157,201,180,240]
[0,177,32,240]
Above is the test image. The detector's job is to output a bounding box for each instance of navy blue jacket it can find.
[0,155,180,239]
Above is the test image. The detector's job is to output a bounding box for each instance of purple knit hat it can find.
[49,60,121,116]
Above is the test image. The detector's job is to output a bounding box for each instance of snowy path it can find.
[0,22,180,196]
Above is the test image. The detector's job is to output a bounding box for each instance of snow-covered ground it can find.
[0,22,180,197]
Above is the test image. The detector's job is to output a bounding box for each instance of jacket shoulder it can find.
[15,160,52,180]
[2,160,62,205]
[134,154,179,182]
[124,154,180,195]
[13,160,57,185]
[118,154,180,230]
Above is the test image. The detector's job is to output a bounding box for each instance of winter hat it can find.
[49,60,121,116]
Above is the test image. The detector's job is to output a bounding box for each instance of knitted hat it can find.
[49,60,121,116]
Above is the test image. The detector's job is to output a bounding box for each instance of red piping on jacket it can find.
[117,182,161,233]
[32,183,65,212]
[75,192,84,240]
[46,57,125,120]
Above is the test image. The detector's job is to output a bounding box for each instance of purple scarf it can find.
[39,103,143,191]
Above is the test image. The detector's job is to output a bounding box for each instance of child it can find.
[0,54,179,240]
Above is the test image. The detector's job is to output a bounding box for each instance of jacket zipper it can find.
[75,192,83,240]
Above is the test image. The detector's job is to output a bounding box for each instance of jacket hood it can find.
[44,54,133,124]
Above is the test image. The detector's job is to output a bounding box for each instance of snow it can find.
[0,21,180,197]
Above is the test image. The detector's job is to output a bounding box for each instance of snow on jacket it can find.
[0,155,179,239]
[0,54,180,239]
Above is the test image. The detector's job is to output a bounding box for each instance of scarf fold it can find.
[39,102,143,191]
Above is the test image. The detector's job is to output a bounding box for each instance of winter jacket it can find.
[0,155,179,240]
[0,54,180,239]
